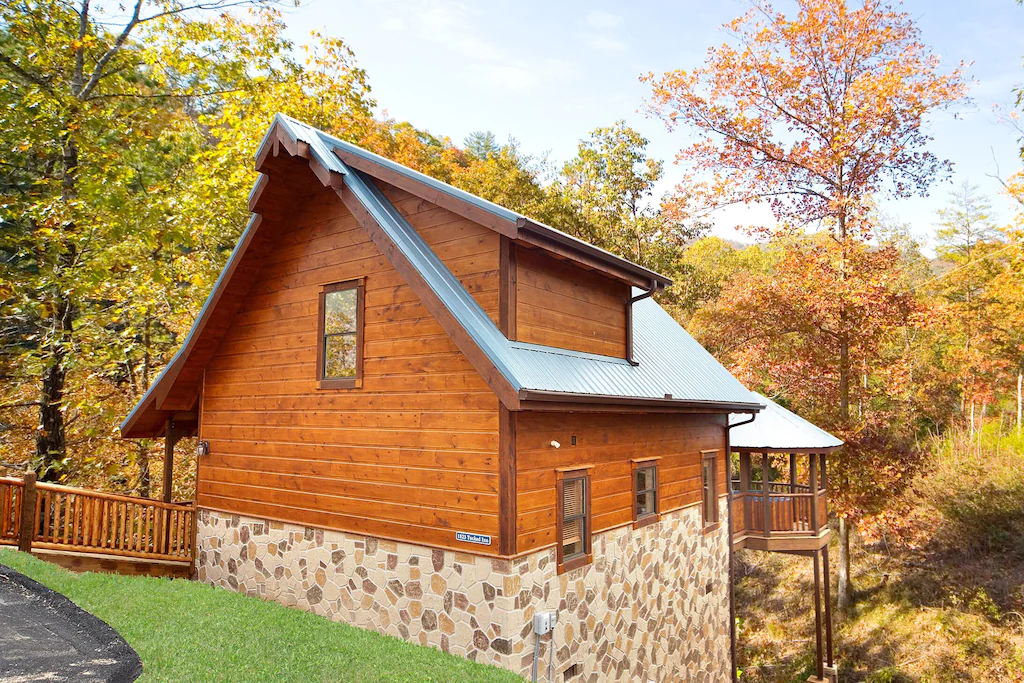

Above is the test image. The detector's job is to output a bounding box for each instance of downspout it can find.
[725,413,756,683]
[626,281,658,366]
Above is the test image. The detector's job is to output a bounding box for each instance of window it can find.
[632,460,659,528]
[556,469,591,572]
[701,450,719,527]
[317,280,364,389]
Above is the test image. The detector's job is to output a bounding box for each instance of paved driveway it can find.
[0,564,141,683]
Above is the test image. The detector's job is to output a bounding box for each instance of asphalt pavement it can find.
[0,563,141,683]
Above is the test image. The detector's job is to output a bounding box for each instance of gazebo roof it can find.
[729,392,843,453]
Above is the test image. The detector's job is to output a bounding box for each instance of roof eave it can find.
[732,445,844,454]
[518,389,763,413]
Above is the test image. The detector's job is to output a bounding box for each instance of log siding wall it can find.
[198,176,504,555]
[514,412,728,555]
[515,246,629,358]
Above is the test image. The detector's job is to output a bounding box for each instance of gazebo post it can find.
[789,452,797,528]
[761,452,771,537]
[740,452,752,532]
[809,453,819,533]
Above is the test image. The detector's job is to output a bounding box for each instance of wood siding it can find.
[514,412,728,555]
[515,246,629,358]
[198,174,504,554]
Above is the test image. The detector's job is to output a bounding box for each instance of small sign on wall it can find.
[456,531,492,546]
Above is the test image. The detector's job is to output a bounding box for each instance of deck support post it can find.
[823,545,834,668]
[809,454,819,533]
[813,549,824,680]
[789,452,797,525]
[761,453,771,536]
[163,420,177,504]
[18,471,37,552]
[740,452,752,532]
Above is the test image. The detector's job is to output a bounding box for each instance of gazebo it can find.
[729,392,842,683]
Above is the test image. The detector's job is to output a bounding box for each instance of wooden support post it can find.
[813,550,824,680]
[809,454,819,533]
[163,420,176,504]
[740,452,752,533]
[18,471,37,552]
[789,452,797,528]
[823,545,834,668]
[761,453,771,536]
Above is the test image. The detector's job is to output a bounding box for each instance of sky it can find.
[278,0,1024,252]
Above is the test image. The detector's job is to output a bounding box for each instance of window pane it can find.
[324,289,357,334]
[562,518,584,557]
[324,334,357,378]
[636,466,654,492]
[636,491,653,517]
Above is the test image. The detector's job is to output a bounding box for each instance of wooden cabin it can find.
[120,114,838,682]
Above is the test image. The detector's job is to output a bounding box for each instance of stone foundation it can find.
[197,500,731,682]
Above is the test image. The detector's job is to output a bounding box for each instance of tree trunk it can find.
[36,122,79,480]
[838,516,853,608]
[1017,372,1021,436]
[35,295,73,481]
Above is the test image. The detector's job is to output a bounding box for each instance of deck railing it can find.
[731,479,828,538]
[0,475,194,564]
[0,477,23,545]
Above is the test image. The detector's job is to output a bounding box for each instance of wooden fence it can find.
[0,474,194,564]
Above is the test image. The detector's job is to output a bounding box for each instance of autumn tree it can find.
[0,0,296,481]
[932,182,1009,431]
[645,0,968,607]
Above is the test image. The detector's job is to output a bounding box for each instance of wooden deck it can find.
[0,475,194,578]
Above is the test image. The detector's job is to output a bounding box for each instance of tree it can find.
[0,0,292,480]
[932,182,1008,431]
[645,0,968,607]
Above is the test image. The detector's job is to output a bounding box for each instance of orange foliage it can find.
[644,0,969,238]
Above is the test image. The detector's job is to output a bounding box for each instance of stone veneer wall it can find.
[196,499,731,682]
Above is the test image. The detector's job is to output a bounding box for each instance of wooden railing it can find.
[0,477,23,545]
[731,479,828,538]
[0,475,194,564]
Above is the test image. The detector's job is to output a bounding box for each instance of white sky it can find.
[278,0,1024,254]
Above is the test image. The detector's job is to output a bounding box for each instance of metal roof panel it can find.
[729,393,843,451]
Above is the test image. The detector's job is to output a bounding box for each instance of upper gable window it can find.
[318,280,364,389]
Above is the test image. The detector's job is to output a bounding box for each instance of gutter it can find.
[725,412,757,683]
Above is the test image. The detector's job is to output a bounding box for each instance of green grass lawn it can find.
[0,549,523,683]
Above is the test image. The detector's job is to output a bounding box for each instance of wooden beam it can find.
[498,406,517,556]
[762,453,771,538]
[18,471,36,552]
[813,550,824,680]
[809,453,819,532]
[498,237,517,340]
[823,545,834,668]
[163,420,176,504]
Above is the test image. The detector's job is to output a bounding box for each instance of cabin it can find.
[121,115,838,683]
